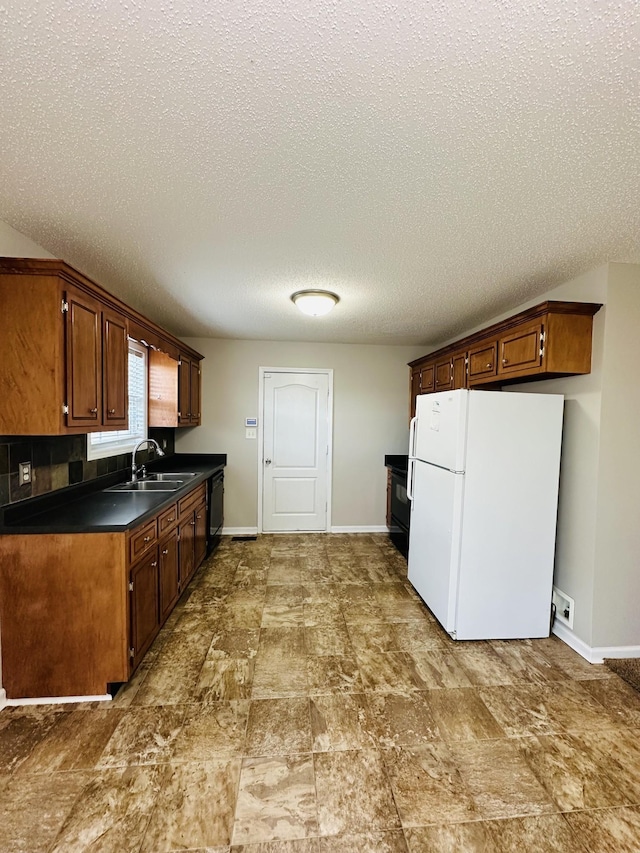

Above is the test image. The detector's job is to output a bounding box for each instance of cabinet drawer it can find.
[468,342,497,382]
[158,503,178,535]
[178,483,206,519]
[129,519,158,563]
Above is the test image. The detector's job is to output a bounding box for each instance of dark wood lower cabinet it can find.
[129,549,160,671]
[0,480,209,699]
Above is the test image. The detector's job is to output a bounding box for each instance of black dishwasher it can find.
[208,470,224,552]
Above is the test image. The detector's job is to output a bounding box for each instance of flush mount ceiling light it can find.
[290,289,340,317]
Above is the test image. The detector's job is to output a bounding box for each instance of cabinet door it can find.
[178,355,192,425]
[149,350,179,428]
[194,499,208,569]
[434,359,453,391]
[420,364,435,394]
[159,528,180,624]
[66,289,102,428]
[452,353,467,389]
[102,308,128,428]
[179,516,195,584]
[498,322,543,376]
[190,360,201,425]
[129,548,160,670]
[468,342,498,383]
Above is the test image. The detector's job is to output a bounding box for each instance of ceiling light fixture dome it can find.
[291,289,340,317]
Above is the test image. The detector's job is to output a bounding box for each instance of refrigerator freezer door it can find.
[407,460,464,634]
[414,390,469,472]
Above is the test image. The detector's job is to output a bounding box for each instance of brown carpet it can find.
[604,657,640,692]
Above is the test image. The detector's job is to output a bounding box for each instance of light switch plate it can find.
[245,428,257,439]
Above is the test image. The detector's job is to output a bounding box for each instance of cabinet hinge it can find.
[128,581,134,592]
[539,331,545,358]
[62,403,69,415]
[129,647,135,660]
[178,360,182,366]
[61,299,69,313]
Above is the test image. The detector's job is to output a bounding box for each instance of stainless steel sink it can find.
[107,480,184,492]
[143,472,197,481]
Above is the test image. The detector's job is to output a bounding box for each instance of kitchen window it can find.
[86,342,148,460]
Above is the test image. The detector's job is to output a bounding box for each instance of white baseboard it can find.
[330,525,389,534]
[0,688,6,712]
[552,620,640,664]
[5,694,112,706]
[222,527,259,536]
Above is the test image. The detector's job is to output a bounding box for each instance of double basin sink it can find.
[106,472,198,493]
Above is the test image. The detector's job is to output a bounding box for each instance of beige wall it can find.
[175,338,424,530]
[591,264,640,648]
[0,221,55,257]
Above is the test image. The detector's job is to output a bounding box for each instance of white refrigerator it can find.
[407,389,564,640]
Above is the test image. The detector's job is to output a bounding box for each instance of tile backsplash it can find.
[0,429,175,507]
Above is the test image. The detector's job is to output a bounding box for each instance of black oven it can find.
[387,460,410,557]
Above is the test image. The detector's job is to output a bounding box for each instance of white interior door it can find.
[262,371,331,532]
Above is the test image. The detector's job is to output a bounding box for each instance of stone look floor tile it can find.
[140,759,242,851]
[6,533,640,853]
[314,749,401,836]
[245,698,312,756]
[310,694,378,752]
[382,743,479,826]
[366,692,441,747]
[450,739,557,820]
[172,701,250,761]
[233,755,318,845]
[0,769,89,853]
[96,706,186,768]
[49,765,168,853]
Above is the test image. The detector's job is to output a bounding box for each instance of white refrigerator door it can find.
[407,459,464,634]
[413,390,469,471]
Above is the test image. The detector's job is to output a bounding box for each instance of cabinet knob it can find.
[151,561,157,567]
[190,520,196,526]
[108,408,115,414]
[167,516,175,523]
[143,536,151,543]
[89,407,98,414]
[196,514,202,520]
[486,363,492,369]
[161,549,168,555]
[502,358,508,365]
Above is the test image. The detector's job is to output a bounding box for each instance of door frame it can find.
[258,367,334,534]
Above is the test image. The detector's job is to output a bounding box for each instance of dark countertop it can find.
[385,454,409,474]
[0,453,226,534]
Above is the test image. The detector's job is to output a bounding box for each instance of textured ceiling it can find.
[1,0,639,345]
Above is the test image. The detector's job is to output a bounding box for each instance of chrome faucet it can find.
[131,438,165,482]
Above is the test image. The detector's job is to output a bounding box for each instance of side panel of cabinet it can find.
[66,289,102,428]
[178,356,192,425]
[190,360,201,425]
[0,276,65,435]
[102,308,129,427]
[159,528,180,624]
[0,533,128,698]
[129,548,160,670]
[545,313,595,374]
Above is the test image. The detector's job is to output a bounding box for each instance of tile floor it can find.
[2,533,640,851]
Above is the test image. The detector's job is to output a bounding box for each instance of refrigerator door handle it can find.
[407,416,417,501]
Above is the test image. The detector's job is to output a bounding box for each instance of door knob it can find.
[265,458,272,466]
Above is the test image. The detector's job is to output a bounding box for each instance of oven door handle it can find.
[407,416,417,502]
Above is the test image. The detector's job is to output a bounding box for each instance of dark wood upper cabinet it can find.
[65,288,102,428]
[102,307,128,427]
[0,258,204,435]
[409,301,601,410]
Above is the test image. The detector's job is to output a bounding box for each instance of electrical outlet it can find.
[552,586,575,630]
[19,462,32,484]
